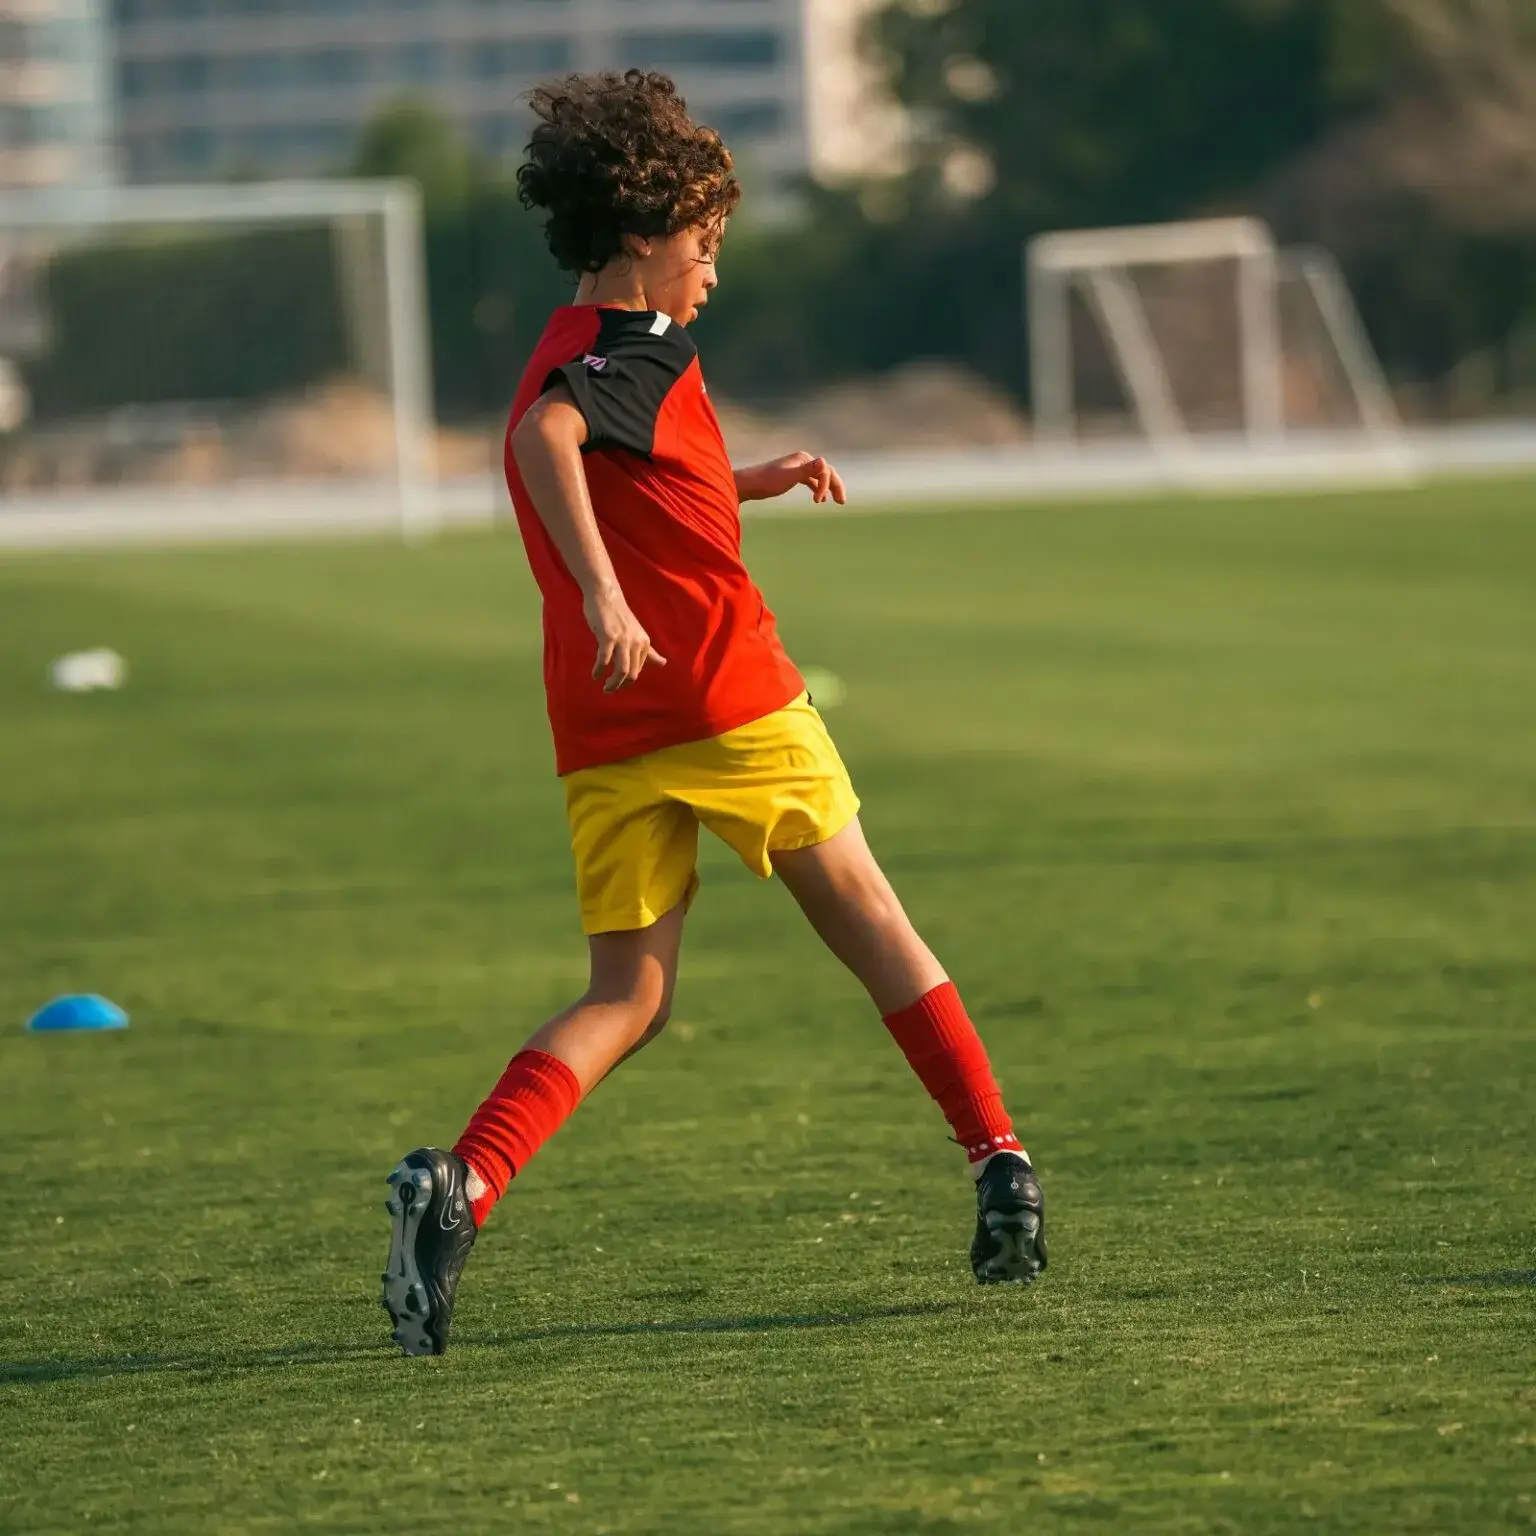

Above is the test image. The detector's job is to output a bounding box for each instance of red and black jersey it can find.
[504,304,804,776]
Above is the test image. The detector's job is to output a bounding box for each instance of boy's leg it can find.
[455,899,687,1222]
[772,819,1045,1283]
[771,818,944,1014]
[382,903,685,1354]
[771,818,1012,1150]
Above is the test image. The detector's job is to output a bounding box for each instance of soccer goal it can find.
[0,180,435,549]
[1026,217,1407,474]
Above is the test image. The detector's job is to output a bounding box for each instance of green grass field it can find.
[2,483,1534,1533]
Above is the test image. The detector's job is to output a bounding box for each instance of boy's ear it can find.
[620,232,653,261]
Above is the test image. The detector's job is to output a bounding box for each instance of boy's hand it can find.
[735,452,847,506]
[585,584,667,692]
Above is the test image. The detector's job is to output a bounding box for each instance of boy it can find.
[382,70,1045,1357]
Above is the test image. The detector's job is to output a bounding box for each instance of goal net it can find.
[1026,217,1406,470]
[0,181,435,547]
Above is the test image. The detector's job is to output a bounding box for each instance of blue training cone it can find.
[26,994,129,1033]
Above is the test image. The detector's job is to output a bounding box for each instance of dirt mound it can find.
[0,364,1031,492]
[0,381,492,491]
[714,362,1029,460]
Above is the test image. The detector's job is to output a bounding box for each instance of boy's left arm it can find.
[734,451,847,507]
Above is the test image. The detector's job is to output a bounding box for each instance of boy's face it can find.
[635,222,723,327]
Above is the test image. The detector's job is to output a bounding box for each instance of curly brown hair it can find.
[517,71,741,275]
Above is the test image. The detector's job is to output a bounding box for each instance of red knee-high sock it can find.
[453,1049,582,1226]
[882,982,1023,1164]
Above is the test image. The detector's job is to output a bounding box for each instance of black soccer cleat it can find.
[381,1147,478,1356]
[970,1152,1047,1285]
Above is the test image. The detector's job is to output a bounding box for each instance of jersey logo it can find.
[581,354,608,373]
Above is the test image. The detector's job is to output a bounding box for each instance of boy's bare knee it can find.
[627,1009,670,1056]
[834,873,911,942]
[581,978,663,1030]
[622,988,665,1035]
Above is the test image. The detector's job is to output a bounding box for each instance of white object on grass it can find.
[50,648,125,692]
[801,666,847,709]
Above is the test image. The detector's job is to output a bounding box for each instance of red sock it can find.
[882,982,1023,1164]
[453,1049,582,1226]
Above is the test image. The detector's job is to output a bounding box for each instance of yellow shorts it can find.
[563,693,860,935]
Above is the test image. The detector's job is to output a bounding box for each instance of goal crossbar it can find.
[1030,216,1275,274]
[0,180,411,229]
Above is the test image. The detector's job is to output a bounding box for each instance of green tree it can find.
[351,99,477,216]
[871,0,1395,230]
[349,101,574,418]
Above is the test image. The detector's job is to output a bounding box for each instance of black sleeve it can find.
[543,309,698,459]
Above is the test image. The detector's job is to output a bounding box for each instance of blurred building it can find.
[0,0,115,188]
[112,0,795,185]
[110,0,904,192]
[803,0,907,184]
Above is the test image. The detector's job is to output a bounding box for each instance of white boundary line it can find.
[0,423,1531,551]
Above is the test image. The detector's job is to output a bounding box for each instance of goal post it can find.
[1026,216,1405,464]
[1275,244,1400,438]
[0,180,436,545]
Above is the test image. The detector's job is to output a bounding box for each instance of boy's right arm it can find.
[511,384,667,693]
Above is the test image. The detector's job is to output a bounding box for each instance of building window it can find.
[237,121,346,163]
[223,53,288,90]
[120,59,160,99]
[470,36,572,79]
[704,102,785,142]
[171,126,216,166]
[250,125,290,162]
[474,115,513,154]
[4,103,75,147]
[0,16,98,65]
[308,48,366,85]
[300,122,349,160]
[171,53,210,93]
[615,30,783,70]
[397,42,443,82]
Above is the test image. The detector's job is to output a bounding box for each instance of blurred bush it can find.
[25,228,348,419]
